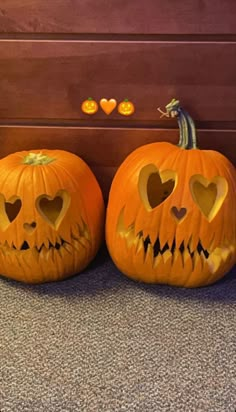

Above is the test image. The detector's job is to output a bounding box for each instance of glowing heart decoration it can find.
[106,99,236,288]
[100,98,117,115]
[0,150,105,283]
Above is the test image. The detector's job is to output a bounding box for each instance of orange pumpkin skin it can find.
[0,149,105,283]
[106,102,236,288]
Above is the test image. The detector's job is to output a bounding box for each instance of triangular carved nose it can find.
[171,207,187,221]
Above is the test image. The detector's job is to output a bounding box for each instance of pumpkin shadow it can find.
[1,245,236,304]
[134,266,236,304]
[0,244,113,296]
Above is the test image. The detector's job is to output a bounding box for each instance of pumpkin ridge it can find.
[49,158,100,243]
[200,151,233,248]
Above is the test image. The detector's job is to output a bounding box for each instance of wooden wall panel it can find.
[0,126,235,200]
[0,41,236,124]
[0,126,235,165]
[0,1,236,35]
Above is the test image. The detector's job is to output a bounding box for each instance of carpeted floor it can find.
[0,248,236,412]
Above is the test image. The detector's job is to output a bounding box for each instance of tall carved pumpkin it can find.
[0,149,105,283]
[106,99,236,287]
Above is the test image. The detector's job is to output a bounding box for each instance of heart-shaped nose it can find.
[23,221,37,233]
[171,207,187,221]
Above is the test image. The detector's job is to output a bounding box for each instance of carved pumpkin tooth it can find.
[136,237,144,254]
[200,250,207,264]
[50,248,56,262]
[39,245,48,258]
[43,238,50,249]
[4,240,10,249]
[153,253,163,268]
[172,249,184,268]
[229,244,235,254]
[207,253,223,274]
[146,243,154,259]
[162,250,172,264]
[192,251,203,272]
[183,249,194,272]
[56,246,63,258]
[82,224,90,240]
[133,235,140,254]
[32,247,40,261]
[125,228,136,248]
[0,244,7,256]
[63,243,73,254]
[55,236,62,246]
[212,247,231,262]
[79,236,91,248]
[71,238,81,252]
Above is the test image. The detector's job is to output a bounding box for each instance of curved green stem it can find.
[185,112,197,149]
[177,111,189,149]
[165,99,198,149]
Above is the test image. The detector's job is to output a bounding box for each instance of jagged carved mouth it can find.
[117,209,234,273]
[141,234,209,260]
[0,222,91,255]
[11,237,69,252]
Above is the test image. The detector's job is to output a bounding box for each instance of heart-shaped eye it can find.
[0,194,22,230]
[138,164,176,210]
[190,175,228,221]
[36,190,70,229]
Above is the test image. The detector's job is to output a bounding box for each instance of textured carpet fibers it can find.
[0,249,236,412]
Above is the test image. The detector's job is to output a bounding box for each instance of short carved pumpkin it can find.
[81,97,98,115]
[0,150,105,283]
[118,99,135,116]
[106,99,236,287]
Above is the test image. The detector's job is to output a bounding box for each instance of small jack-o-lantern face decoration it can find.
[118,99,135,116]
[106,100,236,287]
[0,150,104,283]
[81,97,99,115]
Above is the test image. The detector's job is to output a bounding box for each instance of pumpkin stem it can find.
[164,98,198,149]
[23,152,56,165]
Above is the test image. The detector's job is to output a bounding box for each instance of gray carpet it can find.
[0,248,236,412]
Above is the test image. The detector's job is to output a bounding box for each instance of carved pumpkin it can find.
[0,150,105,283]
[81,97,98,115]
[118,99,135,116]
[106,99,236,287]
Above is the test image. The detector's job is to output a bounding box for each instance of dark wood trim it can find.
[0,126,235,166]
[1,34,236,42]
